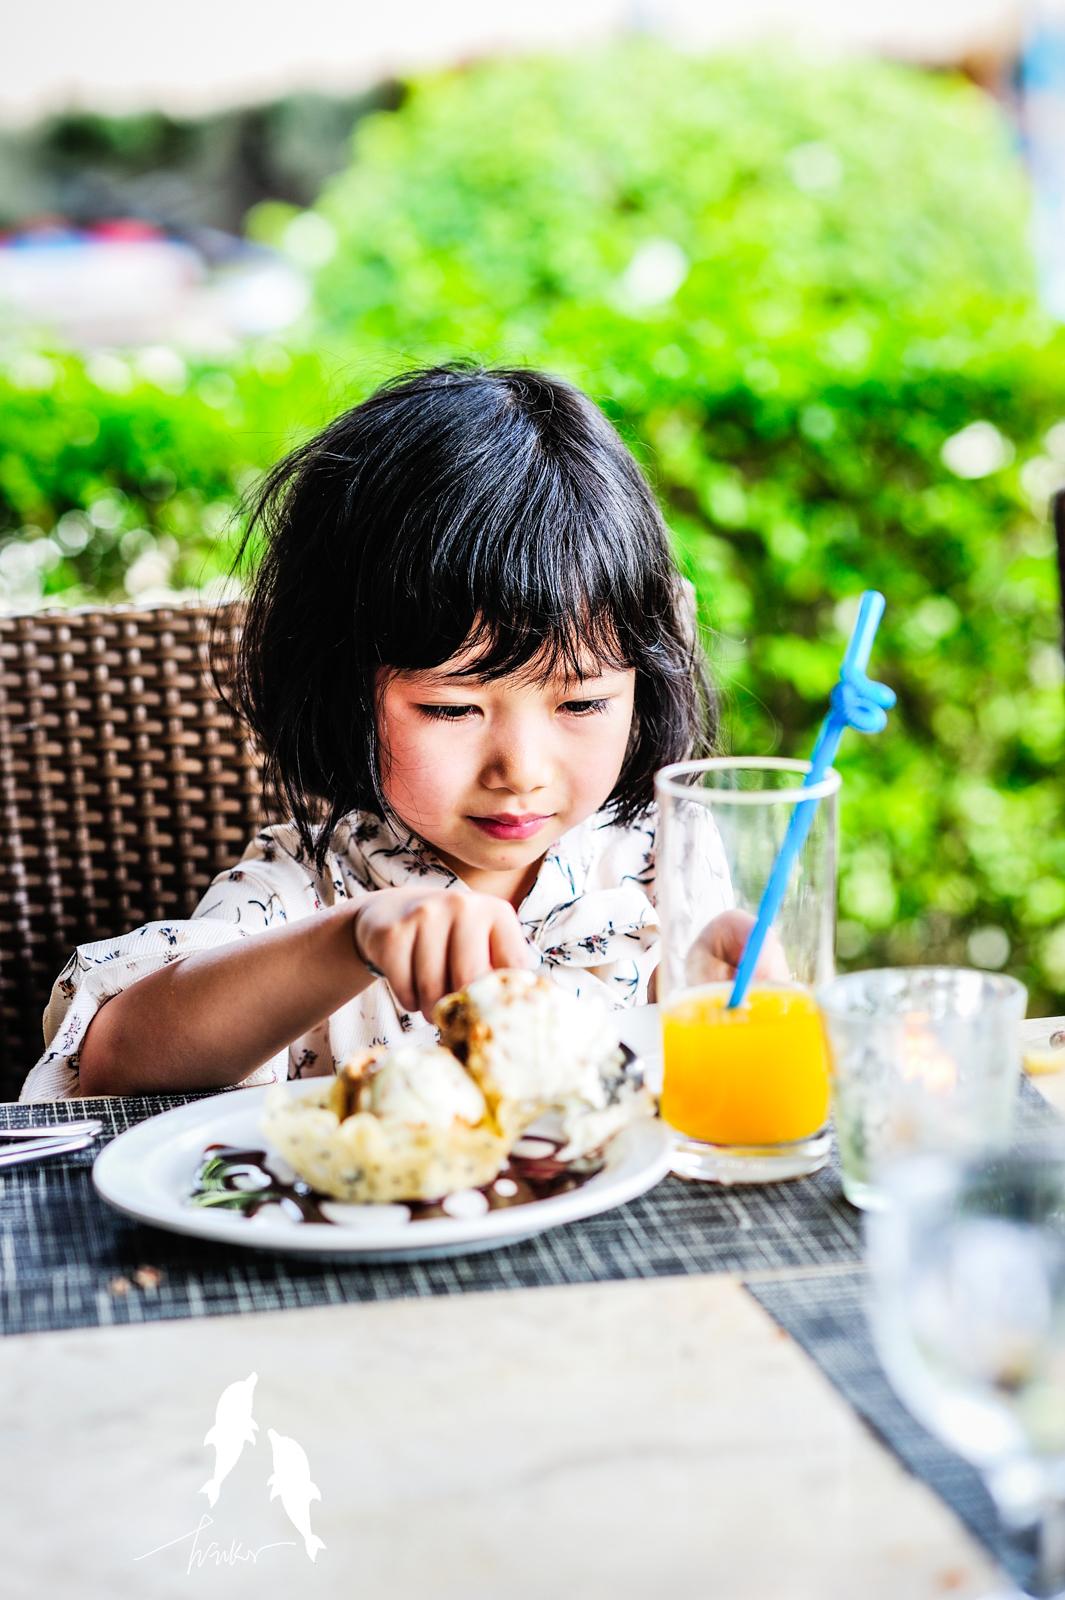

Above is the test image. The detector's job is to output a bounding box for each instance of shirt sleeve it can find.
[19,829,328,1103]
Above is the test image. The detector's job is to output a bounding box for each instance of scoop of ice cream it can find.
[433,968,652,1158]
[443,968,624,1112]
[366,1044,486,1128]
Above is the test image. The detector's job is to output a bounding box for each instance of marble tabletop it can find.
[0,1273,1002,1600]
[4,1015,1064,1599]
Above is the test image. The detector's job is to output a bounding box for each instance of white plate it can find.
[92,1055,673,1261]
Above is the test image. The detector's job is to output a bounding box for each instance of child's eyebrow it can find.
[393,659,632,690]
[405,671,481,689]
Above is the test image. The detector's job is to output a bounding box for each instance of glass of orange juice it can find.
[655,758,840,1183]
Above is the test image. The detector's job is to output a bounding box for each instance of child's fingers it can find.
[368,923,420,1015]
[686,950,737,983]
[409,894,462,1016]
[684,908,791,987]
[685,909,749,985]
[487,908,532,974]
[446,907,496,998]
[753,930,791,982]
[439,899,527,1003]
[356,890,445,1014]
[354,887,531,1016]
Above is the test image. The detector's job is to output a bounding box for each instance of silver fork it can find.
[0,1132,99,1167]
[0,1120,103,1141]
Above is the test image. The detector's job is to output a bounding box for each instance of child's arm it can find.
[77,887,529,1096]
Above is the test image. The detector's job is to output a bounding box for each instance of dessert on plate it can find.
[258,968,652,1204]
[435,968,651,1159]
[260,1043,509,1204]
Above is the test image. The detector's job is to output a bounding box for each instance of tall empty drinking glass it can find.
[869,1149,1065,1599]
[655,757,839,1183]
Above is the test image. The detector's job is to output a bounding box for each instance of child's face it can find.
[376,650,636,886]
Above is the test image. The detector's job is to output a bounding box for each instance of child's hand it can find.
[685,909,791,987]
[351,887,531,1018]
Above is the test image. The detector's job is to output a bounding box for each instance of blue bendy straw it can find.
[727,590,896,1010]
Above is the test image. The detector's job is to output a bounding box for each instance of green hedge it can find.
[2,43,1064,1010]
[310,44,1065,1011]
[0,347,343,602]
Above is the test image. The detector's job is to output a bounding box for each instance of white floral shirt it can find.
[21,807,731,1101]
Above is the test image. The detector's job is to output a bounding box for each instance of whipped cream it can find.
[367,1044,486,1129]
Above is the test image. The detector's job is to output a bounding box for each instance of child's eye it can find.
[559,697,610,717]
[417,704,479,722]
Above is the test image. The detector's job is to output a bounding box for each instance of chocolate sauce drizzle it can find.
[188,1138,605,1226]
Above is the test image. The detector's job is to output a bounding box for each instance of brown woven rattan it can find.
[0,601,271,1098]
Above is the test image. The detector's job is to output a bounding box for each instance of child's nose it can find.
[485,734,551,794]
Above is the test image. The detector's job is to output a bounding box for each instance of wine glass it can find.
[867,1147,1065,1598]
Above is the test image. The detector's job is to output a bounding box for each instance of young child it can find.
[22,364,748,1103]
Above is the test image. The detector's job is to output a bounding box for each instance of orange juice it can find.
[661,985,829,1146]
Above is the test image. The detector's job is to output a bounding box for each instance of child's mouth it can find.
[468,814,554,842]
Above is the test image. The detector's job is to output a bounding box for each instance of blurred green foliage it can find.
[310,44,1065,1012]
[3,43,1065,1009]
[0,346,335,602]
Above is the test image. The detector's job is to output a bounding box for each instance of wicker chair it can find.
[0,601,270,1099]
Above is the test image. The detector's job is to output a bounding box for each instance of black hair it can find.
[231,363,714,869]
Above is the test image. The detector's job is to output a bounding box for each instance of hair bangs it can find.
[391,503,640,689]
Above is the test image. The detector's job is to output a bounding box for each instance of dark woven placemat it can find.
[746,1268,1030,1588]
[0,1094,862,1336]
[2,1078,1056,1350]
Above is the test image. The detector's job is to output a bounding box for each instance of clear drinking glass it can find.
[868,1149,1065,1599]
[817,967,1027,1210]
[655,757,840,1184]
